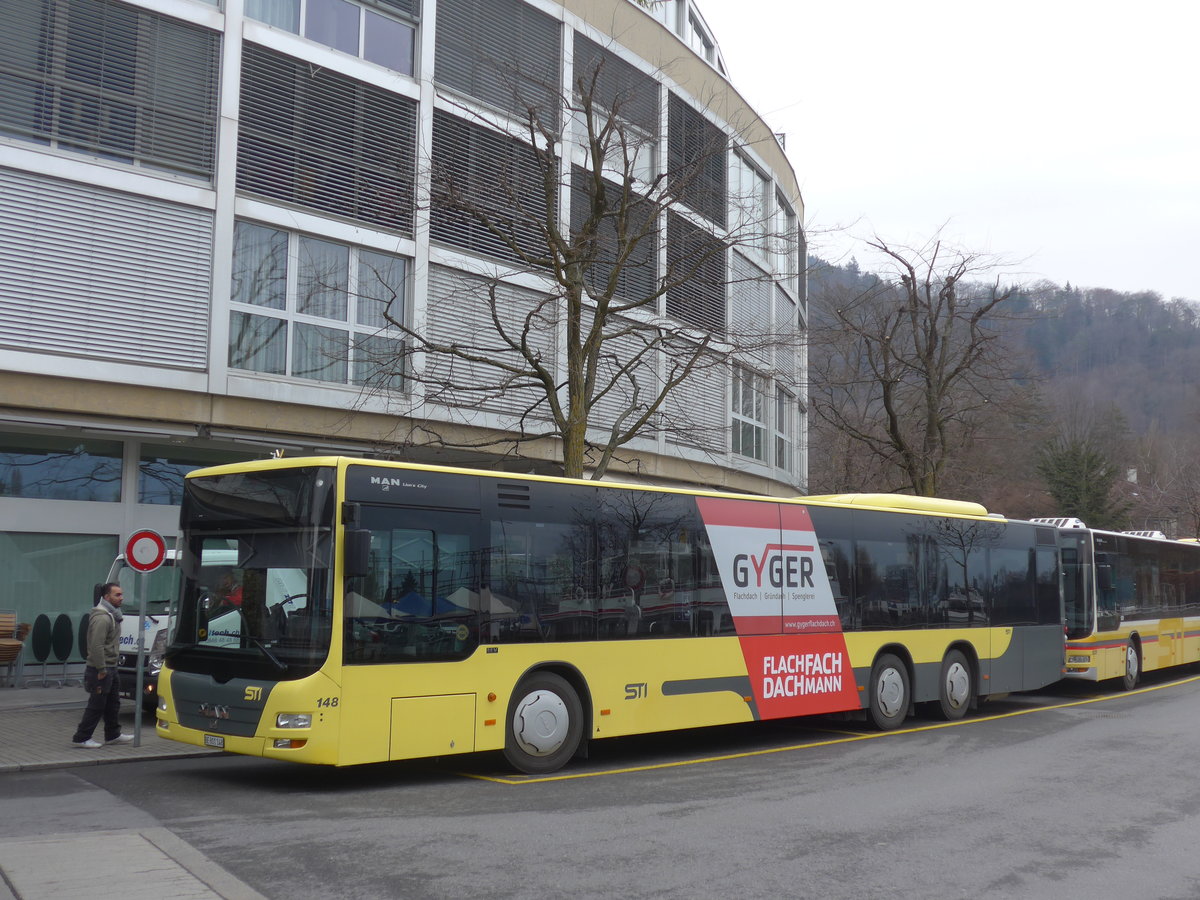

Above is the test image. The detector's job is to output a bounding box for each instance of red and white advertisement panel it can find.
[697,497,860,718]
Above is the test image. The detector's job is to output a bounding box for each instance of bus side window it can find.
[819,539,854,629]
[1095,554,1114,591]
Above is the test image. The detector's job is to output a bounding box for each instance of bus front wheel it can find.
[503,672,584,775]
[1121,641,1140,691]
[936,649,972,721]
[869,653,910,730]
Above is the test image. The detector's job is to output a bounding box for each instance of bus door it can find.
[1161,551,1185,667]
[1094,551,1121,633]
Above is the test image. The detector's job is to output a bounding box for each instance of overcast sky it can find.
[699,0,1199,300]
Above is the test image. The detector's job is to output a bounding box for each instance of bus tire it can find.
[936,649,972,721]
[869,653,910,730]
[503,672,584,775]
[1121,640,1140,691]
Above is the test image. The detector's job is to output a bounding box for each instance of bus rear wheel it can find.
[503,672,584,775]
[1121,641,1140,691]
[936,650,972,720]
[869,653,910,730]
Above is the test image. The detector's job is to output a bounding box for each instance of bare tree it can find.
[1125,428,1200,537]
[808,235,1026,497]
[346,43,802,481]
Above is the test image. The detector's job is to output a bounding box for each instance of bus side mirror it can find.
[344,529,371,579]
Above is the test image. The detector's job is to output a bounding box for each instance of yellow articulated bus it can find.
[157,457,1064,774]
[1038,518,1200,689]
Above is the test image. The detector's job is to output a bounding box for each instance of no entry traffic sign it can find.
[125,529,167,573]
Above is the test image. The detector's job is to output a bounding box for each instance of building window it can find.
[774,284,799,378]
[246,0,418,75]
[570,167,658,304]
[648,0,681,32]
[246,0,299,30]
[568,107,656,186]
[775,388,794,472]
[775,191,799,297]
[0,532,119,624]
[138,446,257,505]
[429,110,553,265]
[570,33,659,185]
[0,0,220,179]
[434,0,560,126]
[238,43,418,234]
[667,93,727,228]
[229,221,407,391]
[686,11,716,64]
[666,212,726,333]
[0,433,122,502]
[731,366,767,462]
[730,251,771,352]
[731,152,770,257]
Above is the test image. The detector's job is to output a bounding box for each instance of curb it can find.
[1,748,222,775]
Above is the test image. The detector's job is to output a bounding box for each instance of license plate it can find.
[204,734,225,749]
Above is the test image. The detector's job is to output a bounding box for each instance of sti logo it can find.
[732,544,815,589]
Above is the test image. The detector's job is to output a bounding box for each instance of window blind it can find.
[238,43,417,234]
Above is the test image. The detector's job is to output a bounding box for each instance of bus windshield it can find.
[166,465,336,681]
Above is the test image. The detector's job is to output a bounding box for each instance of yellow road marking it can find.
[460,673,1200,785]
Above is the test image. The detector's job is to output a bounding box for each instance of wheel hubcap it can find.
[876,667,905,718]
[512,690,569,757]
[1126,646,1138,679]
[945,661,969,709]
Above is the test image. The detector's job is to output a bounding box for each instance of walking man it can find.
[72,582,133,748]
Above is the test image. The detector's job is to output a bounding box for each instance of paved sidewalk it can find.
[0,829,269,900]
[0,682,217,773]
[0,683,266,900]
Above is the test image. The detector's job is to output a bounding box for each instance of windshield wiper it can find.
[247,635,288,674]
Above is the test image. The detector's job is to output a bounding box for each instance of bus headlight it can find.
[276,713,312,729]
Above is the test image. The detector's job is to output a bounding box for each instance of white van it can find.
[104,550,182,711]
[106,546,308,709]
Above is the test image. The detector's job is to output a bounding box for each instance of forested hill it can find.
[808,257,1200,435]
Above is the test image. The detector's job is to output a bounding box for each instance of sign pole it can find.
[123,529,167,750]
[134,570,147,747]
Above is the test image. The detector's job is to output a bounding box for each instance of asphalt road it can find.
[6,672,1200,900]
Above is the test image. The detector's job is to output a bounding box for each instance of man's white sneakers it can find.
[73,733,133,747]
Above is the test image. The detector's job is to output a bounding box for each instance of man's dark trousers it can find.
[73,666,122,743]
